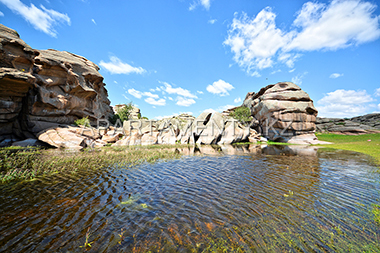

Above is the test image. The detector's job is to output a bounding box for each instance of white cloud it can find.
[286,0,380,51]
[316,89,374,117]
[128,88,159,99]
[197,90,204,94]
[206,79,234,96]
[0,0,70,37]
[159,81,197,98]
[289,68,295,73]
[91,18,96,25]
[122,94,129,100]
[270,69,281,75]
[234,97,242,103]
[208,19,217,24]
[176,97,196,107]
[145,97,166,106]
[329,73,344,78]
[128,88,142,99]
[224,0,380,76]
[375,88,380,97]
[204,104,235,114]
[189,0,211,11]
[99,56,145,75]
[0,11,4,16]
[291,72,308,85]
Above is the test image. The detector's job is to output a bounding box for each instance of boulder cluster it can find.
[0,24,113,146]
[35,112,261,149]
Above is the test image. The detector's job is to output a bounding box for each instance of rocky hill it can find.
[316,113,380,134]
[0,24,113,146]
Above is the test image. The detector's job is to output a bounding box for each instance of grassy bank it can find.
[316,133,380,164]
[0,145,185,183]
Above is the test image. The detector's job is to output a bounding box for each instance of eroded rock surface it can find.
[243,82,319,144]
[0,24,113,143]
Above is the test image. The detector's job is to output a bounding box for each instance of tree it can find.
[230,106,252,124]
[110,102,133,124]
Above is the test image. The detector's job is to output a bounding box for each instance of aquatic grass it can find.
[0,144,184,183]
[317,133,380,165]
[373,204,380,225]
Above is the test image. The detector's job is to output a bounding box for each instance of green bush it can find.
[74,116,91,127]
[230,106,252,124]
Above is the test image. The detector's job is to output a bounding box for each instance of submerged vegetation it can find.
[317,133,380,164]
[0,144,185,183]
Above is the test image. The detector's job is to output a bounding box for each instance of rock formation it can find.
[113,113,260,147]
[242,81,320,144]
[316,114,380,134]
[0,24,113,146]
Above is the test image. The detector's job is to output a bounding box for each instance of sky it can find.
[1,0,380,119]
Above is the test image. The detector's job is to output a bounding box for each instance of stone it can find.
[243,81,319,144]
[196,112,225,145]
[11,138,44,147]
[0,24,114,142]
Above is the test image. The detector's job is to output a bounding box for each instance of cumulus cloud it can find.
[0,0,70,37]
[176,97,196,107]
[316,89,374,117]
[0,11,4,16]
[206,79,234,96]
[91,18,96,25]
[234,97,242,103]
[99,56,146,75]
[375,88,380,97]
[145,97,166,106]
[224,0,380,75]
[329,73,344,78]
[159,81,197,98]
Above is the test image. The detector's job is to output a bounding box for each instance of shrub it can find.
[74,116,91,127]
[230,106,252,124]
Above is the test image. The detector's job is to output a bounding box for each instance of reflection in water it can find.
[0,145,379,252]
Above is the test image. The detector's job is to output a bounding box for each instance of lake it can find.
[0,145,379,252]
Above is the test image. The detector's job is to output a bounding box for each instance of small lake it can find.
[0,145,379,252]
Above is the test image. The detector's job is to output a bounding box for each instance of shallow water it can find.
[0,145,379,252]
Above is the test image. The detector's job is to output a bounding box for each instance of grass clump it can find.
[74,116,91,127]
[316,133,380,164]
[372,204,380,225]
[0,145,184,183]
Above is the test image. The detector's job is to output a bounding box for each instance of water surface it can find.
[0,145,379,252]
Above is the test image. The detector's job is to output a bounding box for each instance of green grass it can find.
[316,133,380,164]
[0,144,187,183]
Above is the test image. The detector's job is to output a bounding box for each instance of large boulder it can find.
[243,82,318,143]
[0,24,114,143]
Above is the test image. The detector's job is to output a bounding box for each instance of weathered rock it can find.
[316,116,380,135]
[0,24,114,144]
[196,112,225,145]
[218,120,250,144]
[11,138,45,147]
[243,82,318,143]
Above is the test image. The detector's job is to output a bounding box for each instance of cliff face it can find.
[0,24,113,142]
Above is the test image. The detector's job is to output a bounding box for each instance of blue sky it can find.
[1,0,380,119]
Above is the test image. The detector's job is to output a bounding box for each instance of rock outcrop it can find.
[0,24,113,145]
[113,112,260,146]
[242,81,319,144]
[316,114,380,134]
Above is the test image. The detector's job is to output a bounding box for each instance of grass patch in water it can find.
[317,133,380,165]
[0,144,187,183]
